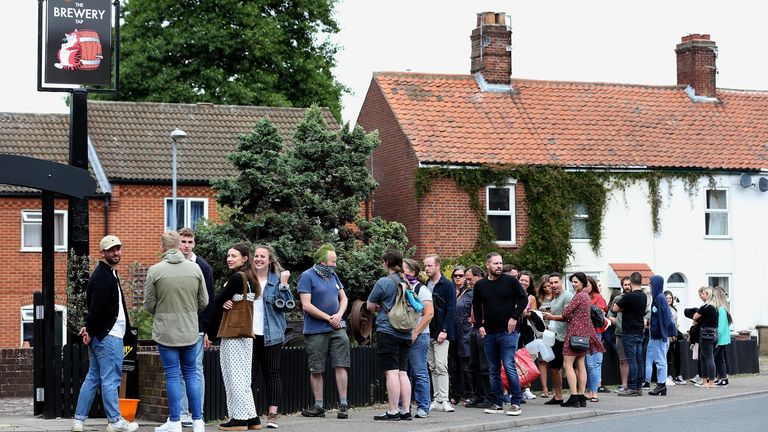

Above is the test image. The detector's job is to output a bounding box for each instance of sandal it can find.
[540,392,550,398]
[590,397,599,402]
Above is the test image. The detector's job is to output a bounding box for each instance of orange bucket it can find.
[119,398,140,422]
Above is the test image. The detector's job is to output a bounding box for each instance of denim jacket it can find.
[262,271,295,347]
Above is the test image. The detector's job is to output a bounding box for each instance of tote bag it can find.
[217,272,255,339]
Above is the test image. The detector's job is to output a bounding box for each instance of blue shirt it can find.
[297,268,344,335]
[368,274,412,340]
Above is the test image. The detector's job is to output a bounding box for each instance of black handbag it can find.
[699,326,717,342]
[569,335,589,350]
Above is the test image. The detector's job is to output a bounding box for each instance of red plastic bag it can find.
[501,348,541,391]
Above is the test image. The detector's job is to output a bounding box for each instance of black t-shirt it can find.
[696,304,719,328]
[616,290,647,335]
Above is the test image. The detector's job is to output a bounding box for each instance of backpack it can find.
[590,304,606,328]
[385,275,420,332]
[429,289,446,337]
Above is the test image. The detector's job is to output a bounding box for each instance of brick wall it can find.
[137,351,167,422]
[358,79,421,252]
[358,78,529,259]
[0,184,220,348]
[0,348,33,397]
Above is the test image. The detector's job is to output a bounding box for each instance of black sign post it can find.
[34,0,118,418]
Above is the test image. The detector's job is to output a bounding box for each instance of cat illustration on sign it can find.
[54,29,103,71]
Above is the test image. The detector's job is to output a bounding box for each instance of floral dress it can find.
[562,290,605,357]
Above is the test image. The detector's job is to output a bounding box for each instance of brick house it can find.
[0,102,336,348]
[357,12,768,331]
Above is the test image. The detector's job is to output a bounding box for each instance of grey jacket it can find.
[144,249,208,346]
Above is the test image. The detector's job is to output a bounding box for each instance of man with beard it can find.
[72,236,138,432]
[472,253,528,417]
[542,273,573,405]
[298,244,350,419]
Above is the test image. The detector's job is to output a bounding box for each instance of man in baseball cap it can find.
[99,235,122,251]
[72,235,137,432]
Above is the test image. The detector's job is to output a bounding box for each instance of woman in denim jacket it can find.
[253,244,295,429]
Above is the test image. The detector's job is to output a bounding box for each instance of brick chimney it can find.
[676,34,718,98]
[470,12,511,85]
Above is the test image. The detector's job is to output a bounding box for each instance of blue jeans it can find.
[644,338,669,383]
[484,331,521,406]
[622,333,644,390]
[408,333,431,412]
[585,351,603,392]
[179,335,205,416]
[74,335,124,422]
[158,343,202,421]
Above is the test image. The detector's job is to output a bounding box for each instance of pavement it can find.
[2,373,767,432]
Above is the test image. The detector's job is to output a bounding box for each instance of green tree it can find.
[195,107,412,301]
[111,0,346,119]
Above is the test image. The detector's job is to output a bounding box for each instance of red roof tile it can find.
[609,263,654,286]
[372,72,768,170]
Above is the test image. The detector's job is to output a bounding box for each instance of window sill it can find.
[570,238,591,243]
[495,241,518,248]
[703,236,732,240]
[20,248,68,253]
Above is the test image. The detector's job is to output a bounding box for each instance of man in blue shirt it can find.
[298,244,350,419]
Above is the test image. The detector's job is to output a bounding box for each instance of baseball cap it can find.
[99,235,122,251]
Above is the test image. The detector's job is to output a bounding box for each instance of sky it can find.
[3,0,768,126]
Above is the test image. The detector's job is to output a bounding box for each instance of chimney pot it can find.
[470,11,512,86]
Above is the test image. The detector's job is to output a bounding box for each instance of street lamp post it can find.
[170,128,187,230]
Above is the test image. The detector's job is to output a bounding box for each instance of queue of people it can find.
[72,237,734,429]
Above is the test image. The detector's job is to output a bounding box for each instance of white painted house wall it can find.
[566,174,768,332]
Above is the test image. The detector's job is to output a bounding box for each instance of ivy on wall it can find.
[414,165,709,275]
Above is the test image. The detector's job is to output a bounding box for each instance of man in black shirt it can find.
[613,272,647,396]
[472,253,528,416]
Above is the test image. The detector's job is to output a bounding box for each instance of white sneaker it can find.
[180,414,193,427]
[523,388,536,400]
[107,419,139,432]
[72,420,84,432]
[665,376,676,386]
[155,420,182,432]
[505,404,522,416]
[192,419,205,432]
[690,374,702,385]
[429,401,439,411]
[441,401,455,412]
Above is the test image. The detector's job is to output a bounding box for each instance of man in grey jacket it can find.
[144,231,208,432]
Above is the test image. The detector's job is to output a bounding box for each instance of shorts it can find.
[616,335,626,361]
[549,340,565,369]
[305,328,351,373]
[377,332,412,372]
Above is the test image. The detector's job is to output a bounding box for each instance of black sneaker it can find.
[337,404,348,419]
[715,379,729,388]
[373,412,400,421]
[476,399,493,409]
[218,419,248,431]
[641,382,651,389]
[301,406,325,418]
[597,386,610,393]
[399,412,412,421]
[464,397,481,408]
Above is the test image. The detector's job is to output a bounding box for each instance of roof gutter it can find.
[87,135,112,194]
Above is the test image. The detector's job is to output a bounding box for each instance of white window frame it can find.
[164,197,209,231]
[704,188,730,238]
[485,179,517,246]
[20,210,68,252]
[20,304,67,347]
[706,273,731,302]
[570,202,590,241]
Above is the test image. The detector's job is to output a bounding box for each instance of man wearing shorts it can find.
[544,273,573,405]
[298,244,350,419]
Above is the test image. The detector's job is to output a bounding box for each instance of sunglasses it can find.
[453,274,465,278]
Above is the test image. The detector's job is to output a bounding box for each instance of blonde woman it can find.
[712,287,732,388]
[692,287,719,389]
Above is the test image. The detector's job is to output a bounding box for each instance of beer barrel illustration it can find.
[76,29,103,70]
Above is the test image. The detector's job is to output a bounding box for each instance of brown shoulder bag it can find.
[216,272,255,339]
